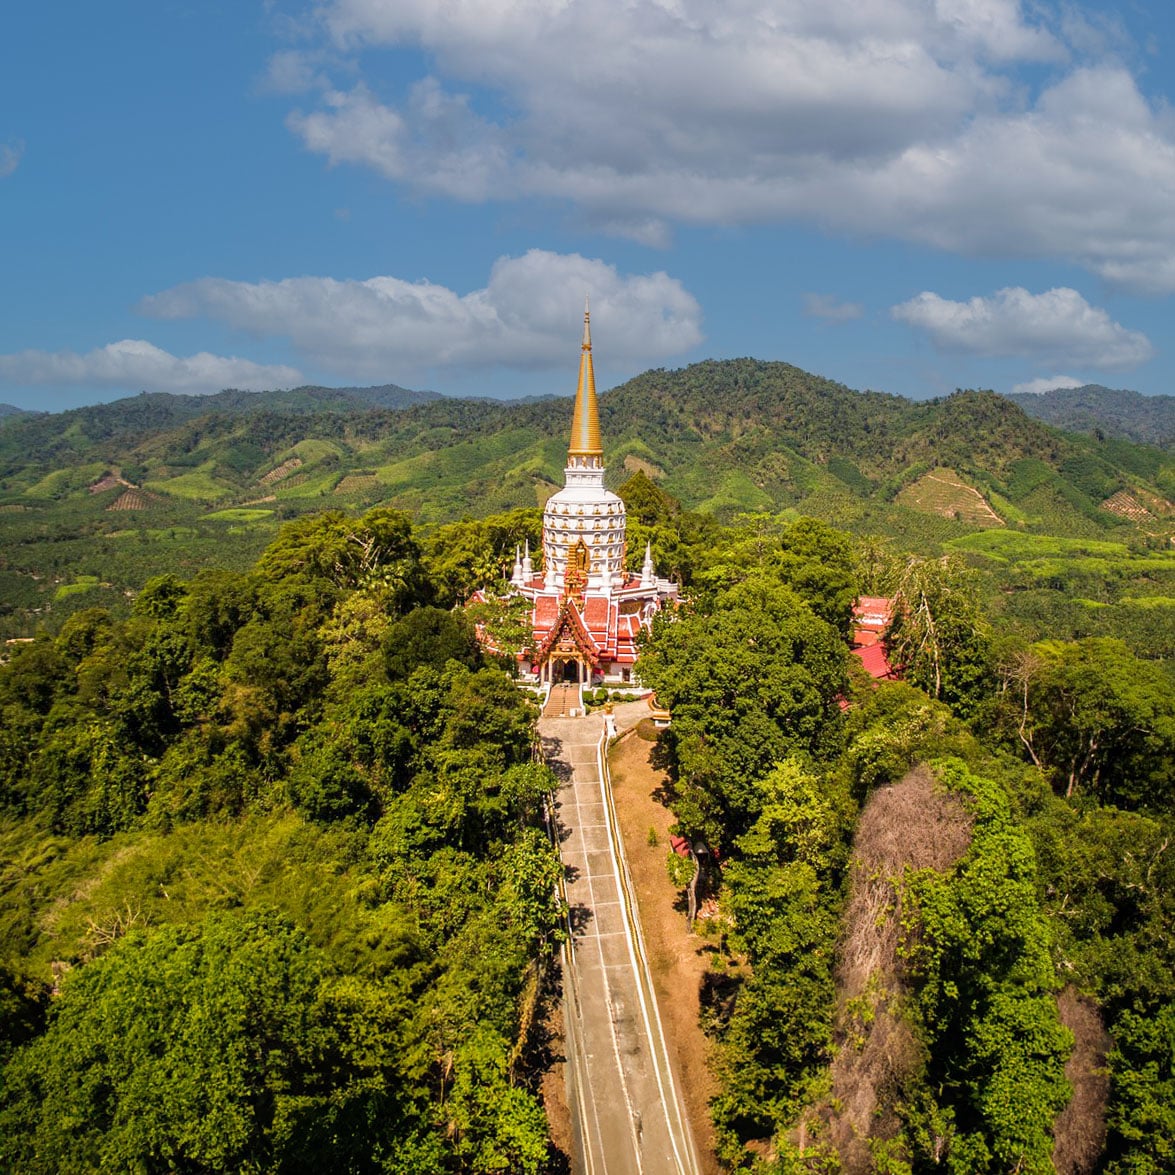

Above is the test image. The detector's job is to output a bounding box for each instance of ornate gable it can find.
[532,596,601,668]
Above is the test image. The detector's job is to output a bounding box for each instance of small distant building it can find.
[850,596,898,681]
[474,303,678,685]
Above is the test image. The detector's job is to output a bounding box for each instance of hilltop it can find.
[1007,384,1175,450]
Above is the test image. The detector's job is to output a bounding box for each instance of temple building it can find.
[495,304,678,685]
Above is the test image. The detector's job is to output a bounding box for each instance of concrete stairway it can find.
[543,681,579,718]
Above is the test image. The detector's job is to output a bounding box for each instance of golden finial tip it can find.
[569,306,602,458]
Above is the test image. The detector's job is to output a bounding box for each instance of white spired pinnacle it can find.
[511,544,524,587]
[522,539,533,580]
[641,540,655,587]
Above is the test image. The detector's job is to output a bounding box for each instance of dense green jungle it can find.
[1,364,1174,1172]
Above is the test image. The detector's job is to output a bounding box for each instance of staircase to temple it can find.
[543,682,580,718]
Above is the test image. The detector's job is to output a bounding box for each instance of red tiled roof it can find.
[853,641,897,681]
[582,595,609,629]
[526,587,653,669]
[532,597,602,666]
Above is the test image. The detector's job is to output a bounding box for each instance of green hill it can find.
[1,359,1172,637]
[0,382,439,465]
[0,403,39,426]
[1007,384,1175,450]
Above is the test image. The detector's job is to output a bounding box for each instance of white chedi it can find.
[499,302,680,688]
[542,465,627,591]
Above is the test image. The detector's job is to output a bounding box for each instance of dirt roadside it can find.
[608,722,721,1175]
[538,961,574,1172]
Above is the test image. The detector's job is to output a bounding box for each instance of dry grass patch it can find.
[334,474,380,495]
[89,473,132,494]
[623,454,666,479]
[107,488,159,511]
[898,467,1004,527]
[800,766,973,1173]
[1100,489,1173,527]
[1052,988,1110,1175]
[259,457,303,486]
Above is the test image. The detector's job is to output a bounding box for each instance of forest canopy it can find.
[0,507,563,1174]
[0,469,1173,1172]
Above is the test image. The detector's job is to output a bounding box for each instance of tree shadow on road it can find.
[568,902,595,941]
[540,735,575,783]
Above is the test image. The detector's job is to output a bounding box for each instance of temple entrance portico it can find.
[555,656,584,684]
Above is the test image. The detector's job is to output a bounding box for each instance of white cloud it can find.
[288,79,509,203]
[803,293,863,322]
[279,1,1175,291]
[1011,375,1085,395]
[140,250,703,380]
[261,50,333,95]
[0,140,24,178]
[0,340,300,395]
[891,287,1154,369]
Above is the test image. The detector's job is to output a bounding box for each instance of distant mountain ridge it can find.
[1006,385,1174,450]
[104,381,442,421]
[0,360,1170,543]
[0,382,440,458]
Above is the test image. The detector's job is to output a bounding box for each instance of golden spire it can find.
[568,297,602,460]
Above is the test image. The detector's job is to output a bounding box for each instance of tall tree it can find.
[886,554,992,713]
[1006,637,1175,807]
[636,577,847,846]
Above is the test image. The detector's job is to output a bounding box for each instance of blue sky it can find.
[3,0,1175,410]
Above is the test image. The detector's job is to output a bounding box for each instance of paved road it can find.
[540,698,701,1175]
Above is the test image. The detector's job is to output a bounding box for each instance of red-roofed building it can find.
[850,596,898,681]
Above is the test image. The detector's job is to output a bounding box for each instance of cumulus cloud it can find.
[0,140,24,178]
[278,0,1175,290]
[891,287,1154,369]
[804,293,863,322]
[1011,375,1086,395]
[0,340,300,395]
[140,250,703,380]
